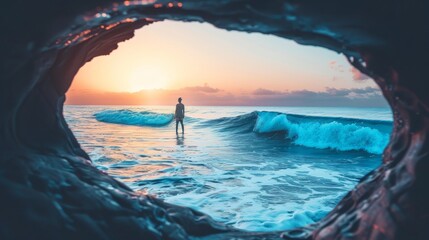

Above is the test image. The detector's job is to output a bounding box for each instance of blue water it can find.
[64,106,392,231]
[95,110,174,126]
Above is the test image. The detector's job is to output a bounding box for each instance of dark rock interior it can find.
[1,0,428,239]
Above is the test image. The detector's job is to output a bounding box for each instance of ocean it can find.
[64,105,392,232]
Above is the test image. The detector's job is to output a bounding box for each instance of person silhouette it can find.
[175,97,185,134]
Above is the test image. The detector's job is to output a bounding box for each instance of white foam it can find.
[157,163,351,231]
[254,111,389,154]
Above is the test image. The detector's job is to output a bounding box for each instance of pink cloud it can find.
[252,88,284,95]
[350,67,370,81]
[182,83,221,93]
[66,86,387,107]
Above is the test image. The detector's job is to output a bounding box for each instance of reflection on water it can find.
[176,133,185,146]
[64,105,390,231]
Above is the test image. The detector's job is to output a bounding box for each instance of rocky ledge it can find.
[0,1,428,239]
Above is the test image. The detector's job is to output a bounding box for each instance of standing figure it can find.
[175,97,185,134]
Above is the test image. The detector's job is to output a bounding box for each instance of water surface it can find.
[64,106,392,231]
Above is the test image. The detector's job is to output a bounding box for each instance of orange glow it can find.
[122,18,137,23]
[124,0,156,6]
[167,2,174,8]
[105,22,120,30]
[104,18,138,30]
[67,21,378,105]
[61,28,97,46]
[177,2,183,7]
[154,3,163,8]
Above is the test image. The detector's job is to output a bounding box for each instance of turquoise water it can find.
[64,106,392,231]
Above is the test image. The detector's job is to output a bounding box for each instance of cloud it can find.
[350,67,371,81]
[66,85,230,106]
[329,61,371,81]
[182,83,220,93]
[326,87,381,99]
[242,87,388,107]
[66,86,388,107]
[252,88,284,95]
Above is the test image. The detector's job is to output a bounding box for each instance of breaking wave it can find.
[94,109,391,154]
[94,110,173,127]
[206,111,391,154]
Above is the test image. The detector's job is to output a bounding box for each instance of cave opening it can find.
[3,1,429,239]
[64,20,392,232]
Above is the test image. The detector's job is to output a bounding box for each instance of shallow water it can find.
[64,105,392,231]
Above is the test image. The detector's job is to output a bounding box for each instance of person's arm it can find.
[183,105,185,118]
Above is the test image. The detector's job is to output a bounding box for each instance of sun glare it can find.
[126,67,170,92]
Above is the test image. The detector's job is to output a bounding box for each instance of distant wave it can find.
[94,110,173,127]
[206,111,391,154]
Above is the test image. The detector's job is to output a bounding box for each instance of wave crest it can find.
[253,111,390,154]
[94,110,173,127]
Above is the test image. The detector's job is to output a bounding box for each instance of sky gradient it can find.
[67,20,387,107]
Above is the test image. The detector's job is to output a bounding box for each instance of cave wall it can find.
[1,0,428,239]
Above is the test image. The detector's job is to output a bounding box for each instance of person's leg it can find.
[180,120,184,133]
[176,120,179,133]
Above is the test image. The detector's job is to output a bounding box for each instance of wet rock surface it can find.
[1,0,428,239]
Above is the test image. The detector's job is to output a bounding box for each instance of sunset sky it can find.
[67,20,387,107]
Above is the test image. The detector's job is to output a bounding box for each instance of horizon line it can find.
[64,103,390,108]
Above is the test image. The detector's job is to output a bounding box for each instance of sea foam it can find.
[254,111,390,154]
[94,110,173,127]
